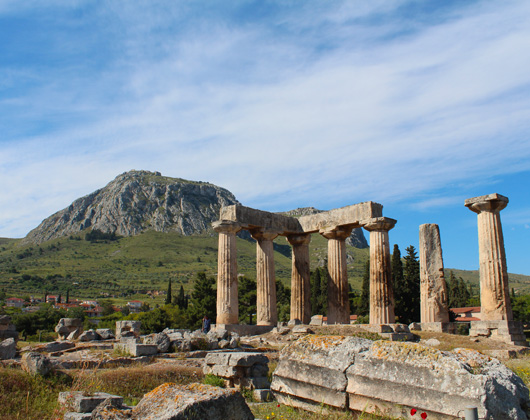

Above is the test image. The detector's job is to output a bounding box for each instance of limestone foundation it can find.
[251,229,279,326]
[465,193,512,321]
[419,224,449,323]
[287,234,312,324]
[321,227,353,324]
[364,217,396,324]
[213,221,241,325]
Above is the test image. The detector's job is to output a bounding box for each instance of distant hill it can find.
[23,170,239,245]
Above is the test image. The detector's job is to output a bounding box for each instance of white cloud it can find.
[2,1,530,237]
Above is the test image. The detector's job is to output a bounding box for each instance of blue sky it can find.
[1,1,529,275]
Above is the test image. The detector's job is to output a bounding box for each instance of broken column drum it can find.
[287,234,312,325]
[321,227,353,324]
[419,224,450,323]
[364,217,397,324]
[213,221,242,325]
[251,229,279,326]
[465,193,512,321]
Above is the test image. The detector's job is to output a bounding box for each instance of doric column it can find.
[363,217,397,324]
[251,229,279,326]
[419,224,449,323]
[212,221,241,325]
[320,226,353,324]
[465,193,512,321]
[287,234,312,324]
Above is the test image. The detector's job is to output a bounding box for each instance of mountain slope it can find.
[24,170,239,244]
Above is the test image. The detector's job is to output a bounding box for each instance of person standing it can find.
[202,315,211,333]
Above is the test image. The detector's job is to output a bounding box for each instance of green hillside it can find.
[0,231,369,304]
[2,231,528,305]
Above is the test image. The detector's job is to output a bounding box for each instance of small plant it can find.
[112,346,132,357]
[202,374,225,388]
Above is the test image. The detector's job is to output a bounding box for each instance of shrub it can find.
[202,374,225,388]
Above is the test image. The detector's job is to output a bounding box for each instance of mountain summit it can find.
[24,170,239,244]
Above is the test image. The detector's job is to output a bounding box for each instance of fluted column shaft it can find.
[419,224,449,323]
[321,227,352,324]
[466,194,512,321]
[213,221,241,325]
[364,217,396,324]
[251,230,279,326]
[287,234,312,324]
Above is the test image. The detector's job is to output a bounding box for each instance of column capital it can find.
[465,193,508,214]
[319,226,352,240]
[212,220,241,234]
[362,217,397,232]
[250,228,280,241]
[286,233,311,246]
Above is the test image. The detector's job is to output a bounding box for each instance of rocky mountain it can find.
[282,207,369,249]
[23,170,369,249]
[24,170,239,244]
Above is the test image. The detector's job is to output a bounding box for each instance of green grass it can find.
[0,362,202,420]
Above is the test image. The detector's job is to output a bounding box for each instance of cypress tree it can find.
[391,244,405,319]
[359,260,370,316]
[165,278,172,305]
[400,245,420,324]
[188,272,216,328]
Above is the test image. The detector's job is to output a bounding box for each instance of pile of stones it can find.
[203,351,272,402]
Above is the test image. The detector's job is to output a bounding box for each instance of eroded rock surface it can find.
[271,336,529,420]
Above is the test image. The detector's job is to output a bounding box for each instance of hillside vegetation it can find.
[0,231,370,302]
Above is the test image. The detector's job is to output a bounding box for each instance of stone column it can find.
[212,221,241,325]
[320,227,353,324]
[363,217,397,324]
[287,234,312,324]
[251,229,279,326]
[419,224,450,323]
[465,193,512,321]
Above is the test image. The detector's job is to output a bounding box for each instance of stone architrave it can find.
[363,217,397,325]
[287,234,312,324]
[465,193,512,321]
[419,224,450,323]
[320,226,353,324]
[213,221,241,325]
[251,229,279,326]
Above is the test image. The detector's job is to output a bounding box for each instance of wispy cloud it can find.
[1,1,530,237]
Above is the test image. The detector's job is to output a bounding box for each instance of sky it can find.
[1,0,529,275]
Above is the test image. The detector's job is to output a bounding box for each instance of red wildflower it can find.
[421,413,427,419]
[410,408,417,416]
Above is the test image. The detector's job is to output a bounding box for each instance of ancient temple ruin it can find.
[212,202,396,326]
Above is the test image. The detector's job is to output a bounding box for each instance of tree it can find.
[447,271,472,308]
[238,276,257,325]
[391,244,404,317]
[187,272,216,329]
[100,300,115,317]
[276,280,291,322]
[165,278,172,305]
[396,245,420,324]
[174,285,188,310]
[310,266,329,315]
[359,259,370,316]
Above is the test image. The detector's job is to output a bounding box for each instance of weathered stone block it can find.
[22,352,52,376]
[0,338,16,360]
[228,352,269,367]
[346,342,529,420]
[143,332,170,353]
[58,391,123,413]
[252,389,274,402]
[120,383,254,420]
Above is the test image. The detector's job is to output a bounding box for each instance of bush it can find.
[202,374,225,388]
